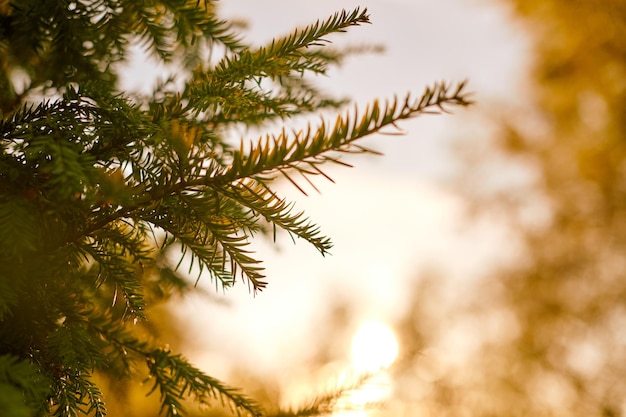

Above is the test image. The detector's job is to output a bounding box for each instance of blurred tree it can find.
[391,1,626,416]
[0,1,470,416]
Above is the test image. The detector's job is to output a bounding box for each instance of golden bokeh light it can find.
[350,321,399,373]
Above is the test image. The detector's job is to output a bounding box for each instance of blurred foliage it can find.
[388,1,626,416]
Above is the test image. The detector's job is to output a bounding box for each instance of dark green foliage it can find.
[0,355,51,417]
[0,1,470,416]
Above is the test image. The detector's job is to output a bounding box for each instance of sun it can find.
[350,321,399,373]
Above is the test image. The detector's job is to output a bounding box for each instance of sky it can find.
[125,0,533,406]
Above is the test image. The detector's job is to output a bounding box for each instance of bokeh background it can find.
[111,0,626,416]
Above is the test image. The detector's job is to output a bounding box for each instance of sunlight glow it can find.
[331,322,399,417]
[351,321,399,373]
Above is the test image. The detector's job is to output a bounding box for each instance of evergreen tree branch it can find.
[67,83,470,295]
[146,348,265,417]
[93,323,265,417]
[117,0,245,61]
[79,227,149,320]
[183,8,370,120]
[270,374,374,417]
[50,370,106,417]
[1,2,473,415]
[213,80,472,185]
[152,216,263,291]
[211,8,370,83]
[216,179,333,254]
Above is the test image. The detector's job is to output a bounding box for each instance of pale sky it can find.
[124,0,533,402]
